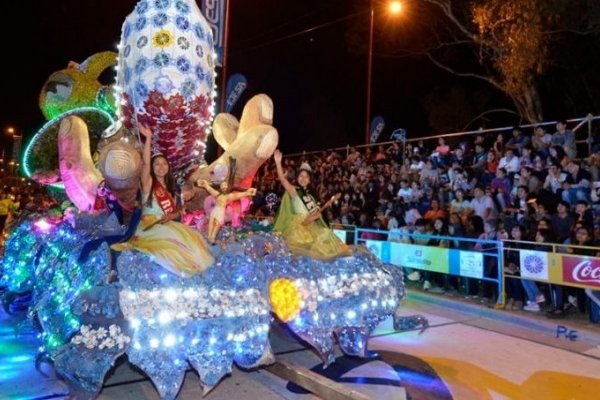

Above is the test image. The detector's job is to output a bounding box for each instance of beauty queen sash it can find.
[153,181,176,214]
[296,187,319,215]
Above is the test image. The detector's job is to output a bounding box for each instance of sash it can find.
[296,187,319,215]
[153,181,176,214]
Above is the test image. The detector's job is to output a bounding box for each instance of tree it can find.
[390,0,600,123]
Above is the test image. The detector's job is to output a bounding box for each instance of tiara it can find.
[299,162,312,172]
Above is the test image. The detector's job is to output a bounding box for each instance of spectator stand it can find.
[284,114,600,161]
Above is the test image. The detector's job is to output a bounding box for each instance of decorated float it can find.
[1,1,426,398]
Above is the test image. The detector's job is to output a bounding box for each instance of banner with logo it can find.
[519,250,549,280]
[389,243,448,273]
[562,255,600,289]
[224,73,247,113]
[369,116,385,144]
[390,128,407,142]
[201,0,227,67]
[456,250,484,279]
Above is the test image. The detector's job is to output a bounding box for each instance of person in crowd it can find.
[112,124,214,277]
[470,143,488,184]
[562,160,591,205]
[490,167,512,212]
[467,186,496,221]
[519,145,534,168]
[482,150,500,187]
[493,133,505,155]
[0,190,15,233]
[531,125,552,157]
[474,219,506,304]
[498,149,521,177]
[423,217,451,293]
[547,225,595,318]
[551,201,575,243]
[273,150,349,260]
[542,162,569,207]
[505,126,530,156]
[517,166,542,195]
[552,120,577,160]
[502,225,527,310]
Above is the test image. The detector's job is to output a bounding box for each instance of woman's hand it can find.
[139,124,152,139]
[302,212,321,226]
[160,211,181,223]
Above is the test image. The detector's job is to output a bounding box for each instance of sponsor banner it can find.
[389,243,449,273]
[390,128,406,142]
[519,250,549,280]
[365,240,390,263]
[562,255,600,289]
[369,116,385,144]
[457,250,484,279]
[225,73,247,113]
[201,0,227,66]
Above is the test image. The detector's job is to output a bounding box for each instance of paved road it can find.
[1,291,599,399]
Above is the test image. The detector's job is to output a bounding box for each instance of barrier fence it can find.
[331,225,600,305]
[286,114,600,159]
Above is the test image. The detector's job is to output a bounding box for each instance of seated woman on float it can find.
[273,149,349,260]
[112,124,214,277]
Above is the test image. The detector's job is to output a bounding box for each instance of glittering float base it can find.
[0,216,426,399]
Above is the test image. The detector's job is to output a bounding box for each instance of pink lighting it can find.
[33,219,54,233]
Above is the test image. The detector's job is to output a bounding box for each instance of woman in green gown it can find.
[273,150,349,260]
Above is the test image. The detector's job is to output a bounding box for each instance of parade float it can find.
[1,1,426,398]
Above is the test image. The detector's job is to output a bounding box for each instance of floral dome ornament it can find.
[116,0,216,178]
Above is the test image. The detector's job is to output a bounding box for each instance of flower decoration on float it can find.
[269,278,302,322]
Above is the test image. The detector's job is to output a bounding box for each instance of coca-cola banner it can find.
[562,256,600,289]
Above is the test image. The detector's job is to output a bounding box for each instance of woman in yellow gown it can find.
[273,150,349,260]
[112,124,214,277]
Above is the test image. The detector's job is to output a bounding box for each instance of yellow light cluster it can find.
[269,278,301,323]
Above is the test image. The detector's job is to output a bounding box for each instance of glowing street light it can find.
[365,1,402,143]
[389,1,402,14]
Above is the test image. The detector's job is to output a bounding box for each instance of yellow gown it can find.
[273,191,349,260]
[112,196,214,277]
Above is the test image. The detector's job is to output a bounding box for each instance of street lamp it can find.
[365,1,402,143]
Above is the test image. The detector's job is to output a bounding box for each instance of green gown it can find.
[273,190,349,260]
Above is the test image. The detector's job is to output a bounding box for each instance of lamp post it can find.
[365,0,375,144]
[364,1,402,144]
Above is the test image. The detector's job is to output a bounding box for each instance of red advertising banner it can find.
[562,255,600,289]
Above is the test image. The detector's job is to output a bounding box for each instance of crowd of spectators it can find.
[251,120,600,321]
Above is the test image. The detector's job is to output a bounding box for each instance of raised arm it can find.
[274,150,297,197]
[227,188,257,202]
[196,179,220,197]
[139,124,153,196]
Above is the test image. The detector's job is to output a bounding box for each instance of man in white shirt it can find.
[467,186,496,221]
[498,149,520,176]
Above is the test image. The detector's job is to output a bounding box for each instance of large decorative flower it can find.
[152,29,174,49]
[269,278,302,322]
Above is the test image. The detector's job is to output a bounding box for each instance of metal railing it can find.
[351,227,505,305]
[327,225,600,306]
[285,114,600,159]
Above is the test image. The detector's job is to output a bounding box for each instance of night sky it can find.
[1,1,598,161]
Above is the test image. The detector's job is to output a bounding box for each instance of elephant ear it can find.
[238,94,273,134]
[212,114,239,151]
